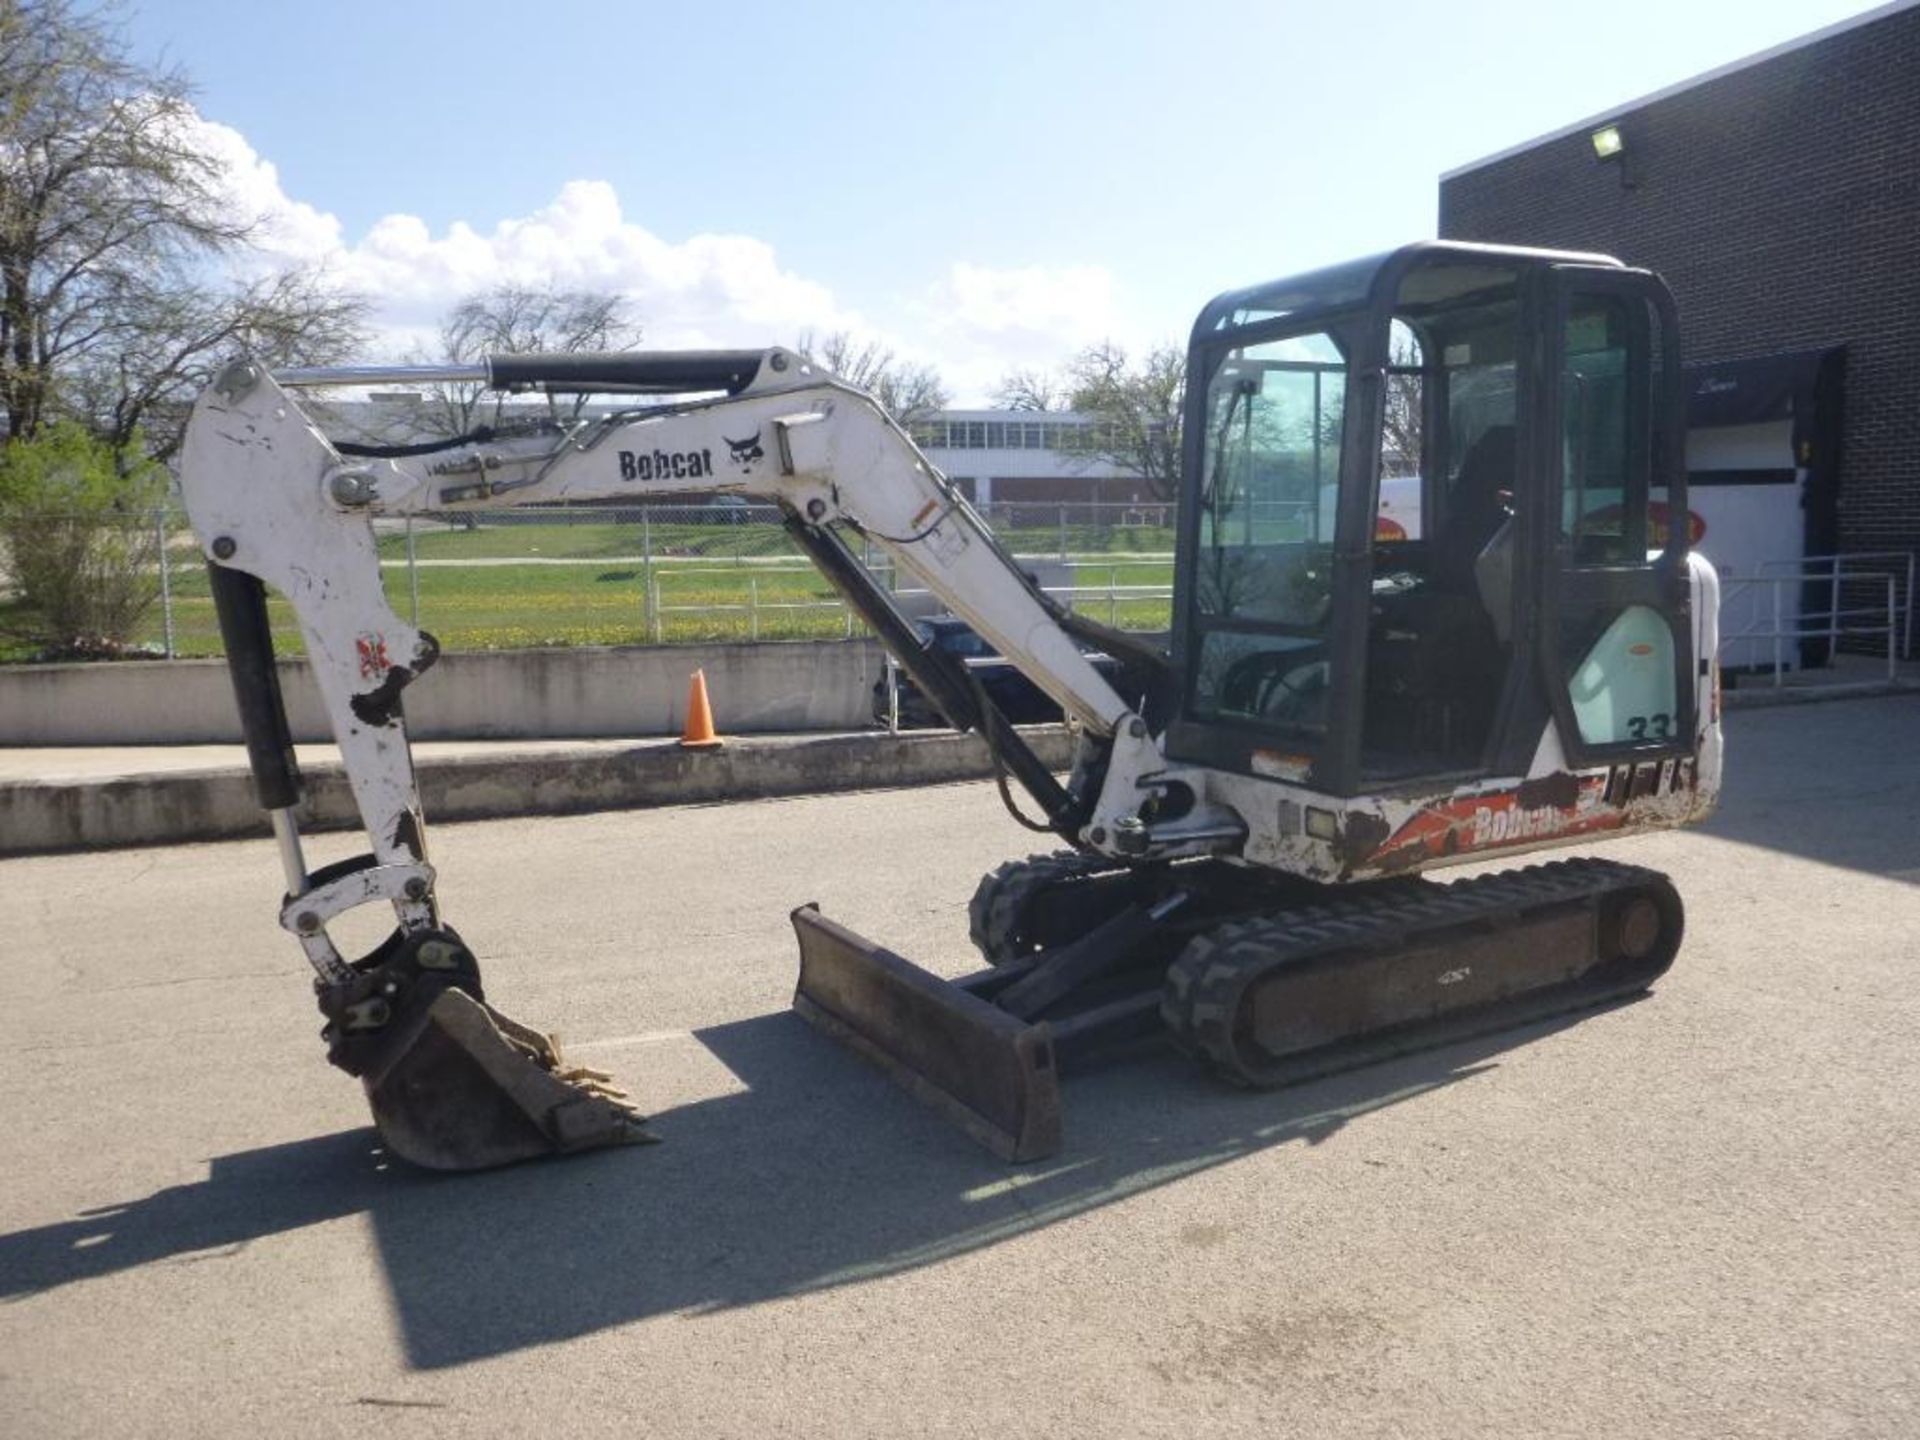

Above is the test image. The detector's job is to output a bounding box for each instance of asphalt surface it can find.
[2,694,1917,1439]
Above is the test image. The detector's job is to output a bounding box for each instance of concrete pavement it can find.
[1,694,1917,1438]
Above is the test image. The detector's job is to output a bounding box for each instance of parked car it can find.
[700,495,756,525]
[873,615,1122,728]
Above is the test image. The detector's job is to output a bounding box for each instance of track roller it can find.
[967,850,1137,964]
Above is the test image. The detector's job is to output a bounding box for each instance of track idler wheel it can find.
[318,927,656,1171]
[967,851,1134,965]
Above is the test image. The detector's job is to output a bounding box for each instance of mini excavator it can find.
[178,242,1721,1169]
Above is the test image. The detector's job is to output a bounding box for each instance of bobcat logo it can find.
[726,432,765,470]
[356,634,392,680]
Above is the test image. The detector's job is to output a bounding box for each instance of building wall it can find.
[1438,3,1920,560]
[976,474,1161,505]
[914,409,1155,506]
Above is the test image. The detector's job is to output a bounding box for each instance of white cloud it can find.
[189,113,1139,402]
[914,261,1139,404]
[189,115,343,264]
[928,262,1121,341]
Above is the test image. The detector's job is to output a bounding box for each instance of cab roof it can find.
[1191,240,1622,342]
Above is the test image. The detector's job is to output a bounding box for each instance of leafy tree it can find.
[0,0,365,451]
[0,419,166,655]
[795,329,948,425]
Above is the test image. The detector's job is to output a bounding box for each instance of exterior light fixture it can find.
[1590,123,1641,188]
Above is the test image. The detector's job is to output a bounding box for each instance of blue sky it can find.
[130,0,1893,401]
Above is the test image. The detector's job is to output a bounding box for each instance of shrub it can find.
[0,424,169,659]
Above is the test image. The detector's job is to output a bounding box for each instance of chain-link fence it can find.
[0,503,1175,661]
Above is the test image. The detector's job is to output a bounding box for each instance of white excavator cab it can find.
[1170,244,1707,805]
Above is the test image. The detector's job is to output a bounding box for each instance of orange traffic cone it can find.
[680,668,724,749]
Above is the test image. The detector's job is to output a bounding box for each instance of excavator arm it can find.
[176,349,1217,1169]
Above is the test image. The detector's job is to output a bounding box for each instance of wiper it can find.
[1206,374,1258,517]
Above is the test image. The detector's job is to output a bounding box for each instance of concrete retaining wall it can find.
[0,729,1076,855]
[0,639,884,745]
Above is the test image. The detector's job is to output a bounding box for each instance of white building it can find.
[908,410,1149,507]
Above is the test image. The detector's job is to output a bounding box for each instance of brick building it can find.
[1439,0,1919,628]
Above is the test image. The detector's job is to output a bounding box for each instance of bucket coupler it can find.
[789,902,1174,1162]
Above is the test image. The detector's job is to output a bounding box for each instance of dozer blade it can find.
[361,988,659,1172]
[791,905,1062,1163]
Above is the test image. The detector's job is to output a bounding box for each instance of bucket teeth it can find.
[363,988,658,1171]
[314,925,657,1170]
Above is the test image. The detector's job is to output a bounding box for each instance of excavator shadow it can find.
[0,1003,1623,1370]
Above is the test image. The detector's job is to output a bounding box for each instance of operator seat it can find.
[1438,425,1516,596]
[1365,425,1515,772]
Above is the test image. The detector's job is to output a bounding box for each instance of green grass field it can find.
[1,517,1173,661]
[373,516,1178,563]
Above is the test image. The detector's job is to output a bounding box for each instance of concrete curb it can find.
[7,680,1912,857]
[1721,677,1920,710]
[0,728,1076,857]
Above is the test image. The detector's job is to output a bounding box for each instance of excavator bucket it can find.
[791,905,1063,1162]
[311,925,658,1171]
[358,988,658,1171]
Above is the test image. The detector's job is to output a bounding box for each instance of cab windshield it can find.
[1187,327,1350,733]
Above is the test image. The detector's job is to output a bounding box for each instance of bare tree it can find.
[1382,331,1423,477]
[71,267,366,461]
[991,367,1061,412]
[417,284,641,436]
[0,0,364,448]
[795,329,948,425]
[1060,341,1185,500]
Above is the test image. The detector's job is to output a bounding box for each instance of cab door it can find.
[1533,265,1695,766]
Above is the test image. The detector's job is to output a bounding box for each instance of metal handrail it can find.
[1718,572,1898,686]
[1754,550,1914,660]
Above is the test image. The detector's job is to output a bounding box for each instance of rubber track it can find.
[1159,857,1678,1086]
[967,850,1130,965]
